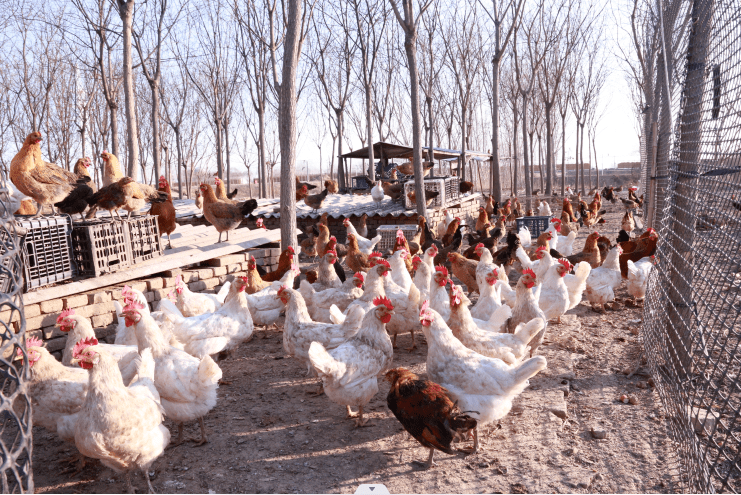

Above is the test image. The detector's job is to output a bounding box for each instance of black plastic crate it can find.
[71,219,131,277]
[123,215,162,265]
[515,216,551,239]
[17,216,76,289]
[352,176,371,190]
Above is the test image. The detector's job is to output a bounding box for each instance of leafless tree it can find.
[160,53,191,199]
[389,0,434,217]
[115,0,140,178]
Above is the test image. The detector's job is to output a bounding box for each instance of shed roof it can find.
[340,141,492,160]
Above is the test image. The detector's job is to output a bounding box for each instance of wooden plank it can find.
[23,228,280,305]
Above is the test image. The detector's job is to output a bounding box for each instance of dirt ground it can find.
[32,196,681,494]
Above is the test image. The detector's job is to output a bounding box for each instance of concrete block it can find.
[218,275,231,285]
[40,299,63,314]
[128,281,147,293]
[146,278,164,291]
[41,325,64,340]
[181,271,199,283]
[203,254,245,267]
[212,266,227,277]
[195,268,214,280]
[26,313,59,331]
[162,276,178,287]
[24,304,40,319]
[45,336,67,353]
[690,406,720,435]
[143,291,155,303]
[64,294,89,310]
[188,281,207,292]
[75,302,117,319]
[92,313,114,328]
[202,278,219,290]
[110,288,124,300]
[225,263,242,274]
[163,268,182,278]
[152,288,173,301]
[89,291,112,304]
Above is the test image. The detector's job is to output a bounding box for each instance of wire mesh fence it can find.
[640,0,741,491]
[0,174,33,493]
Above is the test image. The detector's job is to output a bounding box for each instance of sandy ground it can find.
[32,197,681,494]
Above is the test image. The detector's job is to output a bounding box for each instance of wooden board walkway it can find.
[23,225,280,305]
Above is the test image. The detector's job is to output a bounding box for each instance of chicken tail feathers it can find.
[298,279,315,305]
[157,298,184,321]
[241,199,259,216]
[227,188,238,199]
[513,356,548,385]
[308,341,341,380]
[329,304,346,324]
[513,317,545,346]
[198,354,223,385]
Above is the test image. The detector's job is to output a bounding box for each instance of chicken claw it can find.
[412,448,438,469]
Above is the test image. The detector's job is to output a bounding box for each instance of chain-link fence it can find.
[640,0,741,492]
[0,174,33,493]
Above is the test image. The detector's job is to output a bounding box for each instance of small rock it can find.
[591,428,608,439]
[594,473,604,481]
[648,378,655,387]
[636,381,648,389]
[629,396,639,405]
[237,439,246,444]
[577,482,589,489]
[564,447,578,456]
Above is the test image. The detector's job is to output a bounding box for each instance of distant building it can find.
[617,162,641,169]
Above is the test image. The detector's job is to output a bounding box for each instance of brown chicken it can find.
[300,231,317,260]
[345,234,371,273]
[619,229,658,278]
[316,223,331,257]
[93,151,168,218]
[261,246,296,283]
[100,151,124,186]
[74,157,96,192]
[304,188,329,212]
[459,181,474,194]
[501,199,512,216]
[474,206,488,232]
[447,252,479,294]
[305,269,319,284]
[88,177,140,220]
[492,232,520,267]
[296,176,317,191]
[214,176,238,203]
[441,217,461,247]
[619,228,655,254]
[566,232,602,268]
[15,198,37,216]
[597,236,612,264]
[10,131,90,216]
[195,190,203,210]
[317,212,329,228]
[381,181,404,201]
[296,184,309,202]
[579,202,605,227]
[245,255,271,294]
[358,213,369,237]
[385,368,477,470]
[407,188,440,206]
[484,195,497,217]
[324,179,338,193]
[561,198,576,222]
[199,183,258,242]
[325,236,347,260]
[148,176,177,249]
[534,231,554,252]
[559,211,579,236]
[395,161,434,176]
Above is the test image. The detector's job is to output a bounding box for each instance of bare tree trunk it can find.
[151,82,161,182]
[574,120,579,192]
[579,122,585,193]
[491,57,502,201]
[521,94,532,210]
[214,114,224,179]
[427,96,435,176]
[117,0,139,179]
[365,82,374,181]
[545,104,553,195]
[513,101,519,196]
[258,109,267,198]
[587,128,592,190]
[560,112,566,195]
[225,117,232,191]
[336,109,345,190]
[537,132,544,192]
[175,129,183,199]
[278,0,302,252]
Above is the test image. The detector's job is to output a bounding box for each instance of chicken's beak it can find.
[69,357,80,365]
[387,310,395,316]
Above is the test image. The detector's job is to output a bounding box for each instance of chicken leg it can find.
[406,330,417,352]
[124,471,135,494]
[166,233,173,250]
[193,416,209,446]
[217,231,223,243]
[347,405,370,427]
[412,448,437,470]
[143,468,156,494]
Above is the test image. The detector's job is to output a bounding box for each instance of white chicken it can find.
[626,256,654,305]
[419,301,547,451]
[471,268,503,320]
[537,259,571,323]
[118,304,222,446]
[242,264,300,327]
[563,261,592,309]
[308,297,394,427]
[115,286,181,349]
[473,243,497,290]
[343,218,381,255]
[429,266,451,322]
[545,219,577,256]
[21,336,88,439]
[538,200,552,217]
[299,272,364,323]
[448,286,542,365]
[173,274,231,317]
[381,262,423,351]
[371,180,385,209]
[517,225,532,248]
[506,269,548,356]
[411,254,432,302]
[585,245,623,312]
[516,246,553,284]
[436,209,455,238]
[312,250,343,292]
[71,339,169,493]
[157,277,253,358]
[388,248,413,292]
[56,309,140,383]
[330,264,388,324]
[279,287,366,374]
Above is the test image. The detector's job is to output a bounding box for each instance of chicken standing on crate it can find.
[199,183,258,242]
[10,132,93,217]
[149,176,177,249]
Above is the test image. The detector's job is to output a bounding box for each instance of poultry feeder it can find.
[71,219,132,277]
[14,215,76,290]
[515,216,552,239]
[403,176,460,210]
[376,224,419,253]
[122,215,163,265]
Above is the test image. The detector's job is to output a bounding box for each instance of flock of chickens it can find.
[16,131,660,490]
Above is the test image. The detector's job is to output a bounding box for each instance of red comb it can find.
[26,336,43,349]
[435,266,449,277]
[373,296,394,311]
[354,272,365,282]
[56,308,74,325]
[557,258,572,270]
[522,268,536,278]
[72,337,99,360]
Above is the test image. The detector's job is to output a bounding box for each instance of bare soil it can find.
[32,198,680,494]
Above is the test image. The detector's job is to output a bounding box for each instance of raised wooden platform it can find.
[22,224,280,305]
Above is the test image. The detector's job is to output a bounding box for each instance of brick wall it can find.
[18,247,280,360]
